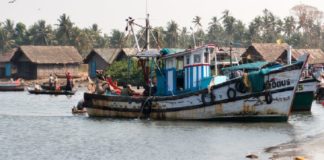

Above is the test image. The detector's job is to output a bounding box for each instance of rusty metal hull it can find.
[84,62,304,122]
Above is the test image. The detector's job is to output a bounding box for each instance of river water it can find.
[1,89,324,160]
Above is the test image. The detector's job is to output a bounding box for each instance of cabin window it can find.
[194,54,201,64]
[185,55,190,65]
[204,52,209,63]
[166,59,174,69]
[177,57,184,70]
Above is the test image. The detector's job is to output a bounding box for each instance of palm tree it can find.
[179,27,191,48]
[14,22,28,45]
[109,29,124,48]
[222,10,236,43]
[283,16,296,39]
[164,20,179,48]
[207,16,224,44]
[192,16,202,28]
[28,20,54,45]
[0,21,15,52]
[56,13,74,45]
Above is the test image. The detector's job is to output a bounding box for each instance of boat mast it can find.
[145,14,150,50]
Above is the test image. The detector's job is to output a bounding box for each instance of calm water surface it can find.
[1,89,324,160]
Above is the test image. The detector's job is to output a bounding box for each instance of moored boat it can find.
[222,62,318,112]
[84,15,309,122]
[84,45,308,122]
[27,87,76,95]
[291,78,318,111]
[0,79,24,91]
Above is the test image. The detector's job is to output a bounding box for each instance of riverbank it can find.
[264,132,324,160]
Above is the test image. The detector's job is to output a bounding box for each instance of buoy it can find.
[295,156,306,160]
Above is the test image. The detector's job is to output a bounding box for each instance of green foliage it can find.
[106,59,144,86]
[1,4,324,54]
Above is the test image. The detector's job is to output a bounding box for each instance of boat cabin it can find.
[157,46,213,96]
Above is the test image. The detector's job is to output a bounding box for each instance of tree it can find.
[28,20,54,45]
[164,20,179,48]
[222,10,236,43]
[179,27,191,48]
[56,13,74,45]
[109,29,124,48]
[192,16,202,28]
[283,16,296,39]
[14,22,28,45]
[106,59,144,86]
[0,20,15,52]
[207,16,224,44]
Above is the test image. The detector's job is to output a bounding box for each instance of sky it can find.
[1,0,323,35]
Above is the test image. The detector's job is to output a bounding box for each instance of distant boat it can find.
[0,79,24,91]
[222,62,318,112]
[27,87,76,95]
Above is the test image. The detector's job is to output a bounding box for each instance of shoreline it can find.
[264,133,324,160]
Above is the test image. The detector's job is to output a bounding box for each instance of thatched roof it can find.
[243,43,290,62]
[0,49,16,63]
[84,47,161,64]
[85,48,121,64]
[12,46,82,64]
[293,49,324,64]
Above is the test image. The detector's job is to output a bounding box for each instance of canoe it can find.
[0,80,24,91]
[27,87,76,95]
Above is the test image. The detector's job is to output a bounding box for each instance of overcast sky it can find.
[1,0,323,35]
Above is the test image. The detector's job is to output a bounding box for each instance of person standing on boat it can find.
[65,72,72,91]
[49,74,55,90]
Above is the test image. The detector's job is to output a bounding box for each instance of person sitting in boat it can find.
[121,84,135,96]
[34,82,42,91]
[65,72,73,91]
[143,77,157,96]
[49,74,55,90]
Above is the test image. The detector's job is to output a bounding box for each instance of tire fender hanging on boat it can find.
[265,92,273,104]
[235,80,247,93]
[227,88,236,100]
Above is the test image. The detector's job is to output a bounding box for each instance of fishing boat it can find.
[83,15,308,122]
[292,78,318,111]
[222,62,318,112]
[27,87,76,95]
[0,79,24,91]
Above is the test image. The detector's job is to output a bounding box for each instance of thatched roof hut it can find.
[0,49,16,78]
[241,43,292,63]
[293,49,324,65]
[11,46,82,79]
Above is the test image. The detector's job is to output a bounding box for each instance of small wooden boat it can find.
[40,84,68,91]
[0,80,24,91]
[27,87,76,95]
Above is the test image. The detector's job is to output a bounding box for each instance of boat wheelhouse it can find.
[157,46,213,96]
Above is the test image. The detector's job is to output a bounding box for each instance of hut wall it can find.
[87,54,109,78]
[0,63,5,78]
[90,53,109,70]
[16,62,37,79]
[242,47,264,63]
[276,51,298,64]
[36,63,81,79]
